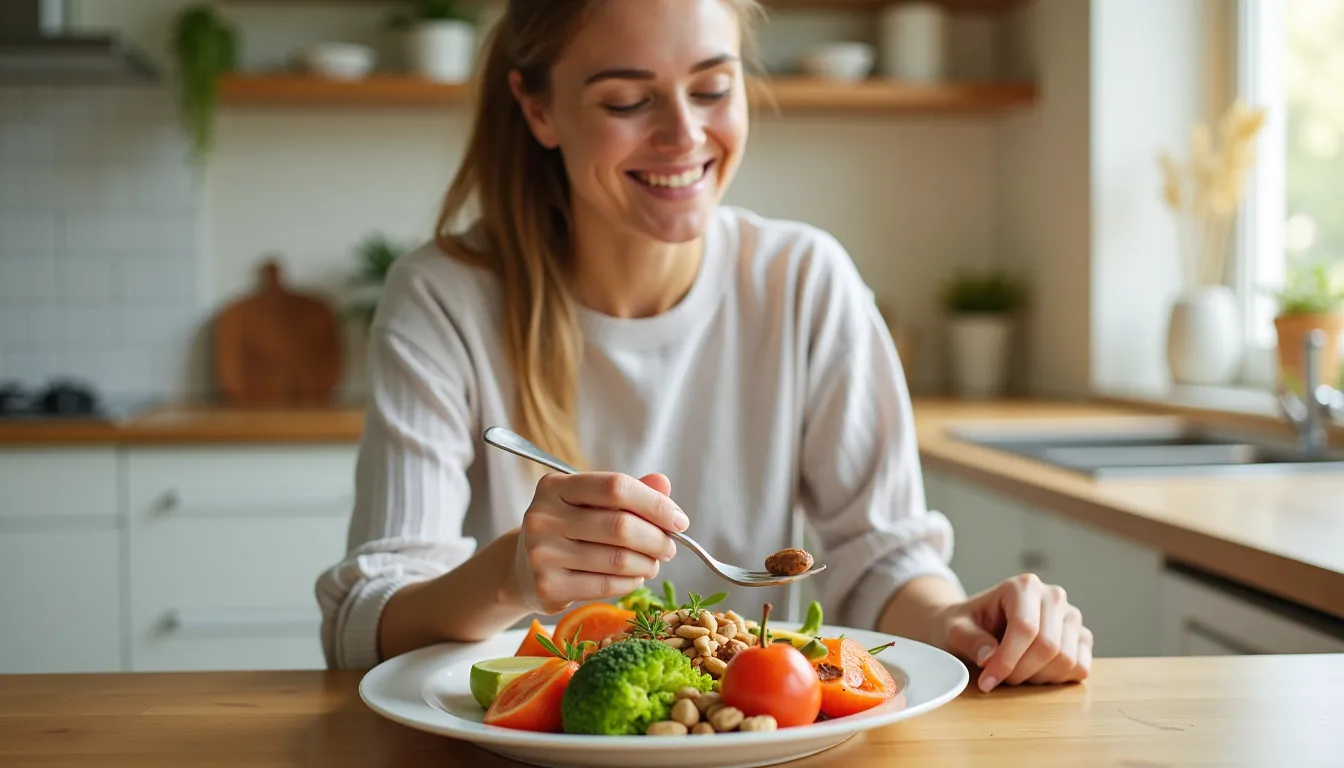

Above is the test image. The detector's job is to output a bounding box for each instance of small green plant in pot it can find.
[390,0,478,83]
[1268,259,1344,396]
[939,267,1028,399]
[345,233,408,327]
[173,3,238,164]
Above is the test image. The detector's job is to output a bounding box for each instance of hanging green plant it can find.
[173,3,238,163]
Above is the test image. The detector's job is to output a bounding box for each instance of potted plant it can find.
[938,266,1027,399]
[389,0,478,83]
[345,233,407,328]
[172,3,238,164]
[1157,99,1266,385]
[1269,259,1344,396]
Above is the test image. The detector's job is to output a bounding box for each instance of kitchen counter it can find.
[911,399,1344,624]
[0,403,366,446]
[2,655,1338,766]
[4,396,1344,621]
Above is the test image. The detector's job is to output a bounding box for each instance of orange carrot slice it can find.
[514,619,554,657]
[552,601,636,646]
[813,638,898,718]
[483,657,578,732]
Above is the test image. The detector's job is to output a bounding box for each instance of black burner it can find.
[0,379,102,418]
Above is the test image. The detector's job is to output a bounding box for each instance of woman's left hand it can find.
[932,573,1093,693]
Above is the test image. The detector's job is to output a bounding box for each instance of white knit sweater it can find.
[314,205,960,670]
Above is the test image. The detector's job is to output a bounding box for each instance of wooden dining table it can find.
[2,654,1340,766]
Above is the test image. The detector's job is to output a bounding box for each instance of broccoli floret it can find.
[560,638,714,735]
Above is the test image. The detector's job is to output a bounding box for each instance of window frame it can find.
[1231,0,1288,390]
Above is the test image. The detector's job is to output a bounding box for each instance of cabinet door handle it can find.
[163,608,321,636]
[1019,551,1047,571]
[157,492,353,518]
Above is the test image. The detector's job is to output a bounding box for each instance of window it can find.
[1235,0,1344,387]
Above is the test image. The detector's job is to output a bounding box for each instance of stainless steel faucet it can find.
[1276,329,1344,456]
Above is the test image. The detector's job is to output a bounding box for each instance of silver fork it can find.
[483,426,826,588]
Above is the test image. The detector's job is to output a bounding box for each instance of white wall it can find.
[48,0,1017,400]
[997,0,1093,398]
[1089,0,1211,395]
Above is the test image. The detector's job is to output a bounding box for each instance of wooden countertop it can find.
[911,399,1344,623]
[2,655,1338,766]
[0,403,366,446]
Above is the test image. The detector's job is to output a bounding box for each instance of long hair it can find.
[435,0,765,470]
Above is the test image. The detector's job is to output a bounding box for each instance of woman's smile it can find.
[627,160,716,200]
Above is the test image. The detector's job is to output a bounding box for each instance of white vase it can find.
[407,20,476,82]
[948,314,1014,399]
[1166,285,1242,385]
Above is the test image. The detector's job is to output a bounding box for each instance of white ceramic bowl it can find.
[303,42,375,80]
[798,42,875,81]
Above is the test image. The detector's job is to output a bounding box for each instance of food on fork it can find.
[764,547,814,576]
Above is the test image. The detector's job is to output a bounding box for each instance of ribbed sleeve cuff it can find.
[336,575,412,670]
[842,542,965,632]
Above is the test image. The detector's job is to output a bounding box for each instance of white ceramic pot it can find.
[407,19,476,82]
[948,313,1014,399]
[1166,285,1242,385]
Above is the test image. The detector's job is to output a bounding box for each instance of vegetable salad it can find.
[470,581,900,736]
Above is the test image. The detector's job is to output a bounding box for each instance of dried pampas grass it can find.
[1157,99,1266,289]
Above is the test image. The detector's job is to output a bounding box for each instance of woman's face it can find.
[514,0,750,245]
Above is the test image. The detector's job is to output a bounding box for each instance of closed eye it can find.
[604,99,650,114]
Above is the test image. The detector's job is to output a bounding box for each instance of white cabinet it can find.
[0,443,358,674]
[924,467,1162,657]
[125,445,356,671]
[1158,566,1344,656]
[0,448,124,673]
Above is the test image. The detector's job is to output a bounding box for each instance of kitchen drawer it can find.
[1159,565,1344,656]
[0,528,123,673]
[125,446,356,671]
[0,447,118,522]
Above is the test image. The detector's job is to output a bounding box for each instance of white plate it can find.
[359,621,969,768]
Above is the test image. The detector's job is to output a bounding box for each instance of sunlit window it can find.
[1241,0,1344,354]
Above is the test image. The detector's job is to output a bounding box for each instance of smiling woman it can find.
[314,0,1094,698]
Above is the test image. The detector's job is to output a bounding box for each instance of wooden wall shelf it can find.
[218,73,1037,114]
[221,0,1031,11]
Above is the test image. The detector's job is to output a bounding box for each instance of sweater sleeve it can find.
[314,322,479,670]
[795,233,964,632]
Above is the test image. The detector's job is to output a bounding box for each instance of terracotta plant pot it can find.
[1273,310,1344,395]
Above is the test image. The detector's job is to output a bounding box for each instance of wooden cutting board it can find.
[212,258,343,407]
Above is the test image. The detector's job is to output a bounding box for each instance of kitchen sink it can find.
[948,417,1344,478]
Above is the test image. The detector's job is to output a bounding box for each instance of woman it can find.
[315,0,1093,694]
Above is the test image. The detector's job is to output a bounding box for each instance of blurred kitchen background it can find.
[4,0,1344,676]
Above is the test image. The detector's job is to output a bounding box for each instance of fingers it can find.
[1004,586,1067,685]
[535,570,649,606]
[541,539,662,582]
[547,471,691,532]
[557,508,677,562]
[978,574,1043,692]
[639,472,672,497]
[1023,604,1080,685]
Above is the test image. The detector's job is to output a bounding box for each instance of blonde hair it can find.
[435,0,765,470]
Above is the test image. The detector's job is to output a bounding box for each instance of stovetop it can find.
[0,379,110,419]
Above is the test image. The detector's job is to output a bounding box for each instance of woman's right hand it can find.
[511,471,689,614]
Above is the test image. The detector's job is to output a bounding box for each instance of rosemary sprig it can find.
[626,608,671,641]
[867,641,896,656]
[534,623,594,662]
[680,591,727,619]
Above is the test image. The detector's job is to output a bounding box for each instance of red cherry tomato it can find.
[719,638,822,728]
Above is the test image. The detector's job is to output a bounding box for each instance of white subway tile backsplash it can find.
[0,213,57,251]
[0,85,203,400]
